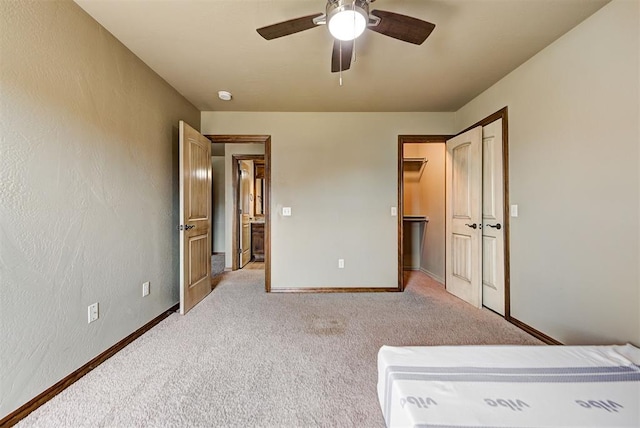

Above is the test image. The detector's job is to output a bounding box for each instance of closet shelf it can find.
[403,157,428,172]
[403,215,429,222]
[403,157,428,164]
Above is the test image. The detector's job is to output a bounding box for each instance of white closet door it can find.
[445,127,483,308]
[482,119,505,315]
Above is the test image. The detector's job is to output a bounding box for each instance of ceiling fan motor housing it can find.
[327,0,370,18]
[326,0,370,41]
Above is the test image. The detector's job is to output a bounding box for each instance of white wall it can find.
[0,1,200,417]
[202,112,456,288]
[224,144,265,268]
[455,0,639,345]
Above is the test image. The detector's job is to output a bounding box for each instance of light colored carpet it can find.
[18,271,541,427]
[211,254,225,277]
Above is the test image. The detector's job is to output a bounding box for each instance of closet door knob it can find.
[486,223,502,230]
[465,223,477,229]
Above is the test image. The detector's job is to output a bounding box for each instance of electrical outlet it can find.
[282,207,292,216]
[88,302,99,323]
[142,281,150,297]
[338,259,345,269]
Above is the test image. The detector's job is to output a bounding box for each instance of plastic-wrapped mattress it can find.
[377,344,640,427]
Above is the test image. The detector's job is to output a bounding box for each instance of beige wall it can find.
[0,1,200,417]
[456,0,639,345]
[211,156,225,253]
[202,112,456,288]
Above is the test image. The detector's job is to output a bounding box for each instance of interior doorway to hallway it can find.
[206,135,272,292]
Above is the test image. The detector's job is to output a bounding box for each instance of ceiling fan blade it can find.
[369,9,435,45]
[256,13,323,40]
[331,39,354,73]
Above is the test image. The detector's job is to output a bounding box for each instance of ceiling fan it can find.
[256,0,435,75]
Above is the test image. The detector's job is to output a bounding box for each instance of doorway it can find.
[234,156,266,270]
[206,135,272,292]
[398,107,510,317]
[398,135,449,292]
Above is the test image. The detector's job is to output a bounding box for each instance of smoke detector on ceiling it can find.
[218,91,232,101]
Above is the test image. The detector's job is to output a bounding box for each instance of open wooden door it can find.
[179,121,212,315]
[239,160,253,268]
[445,127,482,308]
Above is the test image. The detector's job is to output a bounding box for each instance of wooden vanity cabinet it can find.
[251,222,265,261]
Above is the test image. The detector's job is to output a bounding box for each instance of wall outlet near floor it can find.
[338,259,345,269]
[282,207,292,216]
[88,302,99,323]
[142,281,150,297]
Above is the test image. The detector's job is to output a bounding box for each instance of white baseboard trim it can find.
[418,268,445,285]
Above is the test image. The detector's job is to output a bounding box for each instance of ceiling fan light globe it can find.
[328,9,367,41]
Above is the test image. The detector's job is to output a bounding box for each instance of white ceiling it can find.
[74,0,609,112]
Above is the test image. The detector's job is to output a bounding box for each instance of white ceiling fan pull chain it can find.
[352,1,357,63]
[339,40,343,86]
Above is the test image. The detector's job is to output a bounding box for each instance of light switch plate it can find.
[142,281,150,297]
[88,302,99,323]
[510,204,518,217]
[282,207,292,216]
[391,207,397,217]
